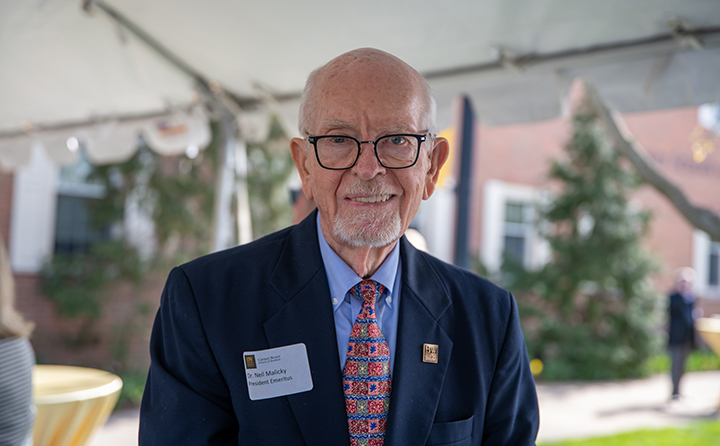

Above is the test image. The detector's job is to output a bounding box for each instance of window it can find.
[481,180,549,274]
[693,231,720,298]
[54,195,109,253]
[710,241,719,287]
[503,201,532,266]
[54,149,108,254]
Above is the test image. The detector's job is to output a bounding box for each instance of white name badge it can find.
[243,343,314,401]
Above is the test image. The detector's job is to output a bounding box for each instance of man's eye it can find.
[388,136,408,145]
[330,136,349,144]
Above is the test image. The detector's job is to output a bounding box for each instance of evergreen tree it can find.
[510,99,661,380]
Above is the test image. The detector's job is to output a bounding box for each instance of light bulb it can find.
[186,144,199,159]
[66,137,79,152]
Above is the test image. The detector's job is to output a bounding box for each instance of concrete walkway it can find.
[87,371,720,446]
[536,370,720,443]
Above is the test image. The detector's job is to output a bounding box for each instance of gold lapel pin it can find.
[423,343,439,363]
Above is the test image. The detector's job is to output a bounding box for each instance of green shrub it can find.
[115,369,148,410]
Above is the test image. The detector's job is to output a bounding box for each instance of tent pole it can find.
[212,112,237,252]
[235,140,253,245]
[453,96,476,269]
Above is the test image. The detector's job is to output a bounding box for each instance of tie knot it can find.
[350,279,386,309]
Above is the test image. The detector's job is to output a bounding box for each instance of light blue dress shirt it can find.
[316,216,401,376]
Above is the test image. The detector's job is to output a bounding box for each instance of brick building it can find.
[457,105,720,314]
[3,105,720,369]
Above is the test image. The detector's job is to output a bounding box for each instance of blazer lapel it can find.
[385,238,454,446]
[264,211,350,446]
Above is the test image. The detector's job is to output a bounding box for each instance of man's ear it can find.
[423,136,450,200]
[290,137,314,200]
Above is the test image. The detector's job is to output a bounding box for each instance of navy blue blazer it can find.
[139,211,539,445]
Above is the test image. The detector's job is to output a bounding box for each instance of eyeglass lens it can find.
[316,135,420,169]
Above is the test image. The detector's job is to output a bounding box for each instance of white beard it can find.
[331,181,402,248]
[333,208,402,248]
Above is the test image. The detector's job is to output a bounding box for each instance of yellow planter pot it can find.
[696,317,720,410]
[32,365,123,446]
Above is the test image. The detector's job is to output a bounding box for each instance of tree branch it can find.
[583,81,720,242]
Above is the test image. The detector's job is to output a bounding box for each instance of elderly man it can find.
[140,48,539,445]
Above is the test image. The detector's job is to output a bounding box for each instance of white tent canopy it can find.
[1,0,719,167]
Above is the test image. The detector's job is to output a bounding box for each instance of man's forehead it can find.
[309,92,426,137]
[312,79,424,133]
[320,67,415,96]
[299,48,432,136]
[316,119,422,135]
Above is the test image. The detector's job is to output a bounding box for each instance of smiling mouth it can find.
[349,194,393,203]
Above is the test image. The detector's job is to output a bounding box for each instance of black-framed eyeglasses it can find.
[307,134,427,170]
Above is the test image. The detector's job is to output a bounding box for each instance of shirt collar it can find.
[316,214,399,310]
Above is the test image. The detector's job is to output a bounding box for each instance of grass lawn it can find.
[538,421,720,446]
[643,350,720,376]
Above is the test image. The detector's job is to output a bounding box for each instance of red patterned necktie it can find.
[343,279,391,446]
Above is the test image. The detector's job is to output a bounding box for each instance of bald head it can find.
[298,48,436,137]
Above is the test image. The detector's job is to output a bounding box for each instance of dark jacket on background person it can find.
[668,292,695,347]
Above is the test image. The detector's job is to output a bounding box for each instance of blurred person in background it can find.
[0,236,36,446]
[668,266,699,401]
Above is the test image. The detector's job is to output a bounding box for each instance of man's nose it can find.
[352,142,385,178]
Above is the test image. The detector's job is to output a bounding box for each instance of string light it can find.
[66,136,79,153]
[186,144,199,159]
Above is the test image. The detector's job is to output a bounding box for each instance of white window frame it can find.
[9,143,59,273]
[481,179,550,274]
[694,230,720,299]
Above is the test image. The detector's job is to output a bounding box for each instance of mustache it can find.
[345,180,394,196]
